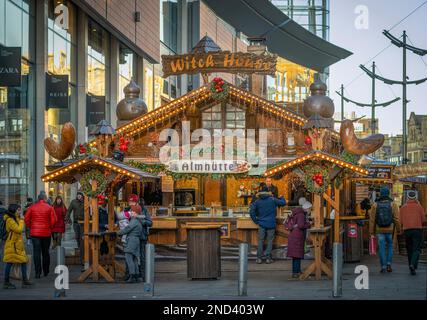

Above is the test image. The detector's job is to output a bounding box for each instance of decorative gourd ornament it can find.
[116,79,147,125]
[340,119,384,155]
[44,122,76,161]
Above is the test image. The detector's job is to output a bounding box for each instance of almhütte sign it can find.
[162,51,277,78]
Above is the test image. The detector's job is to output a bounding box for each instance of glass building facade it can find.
[0,0,35,205]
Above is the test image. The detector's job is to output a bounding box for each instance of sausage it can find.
[44,122,76,161]
[340,119,384,155]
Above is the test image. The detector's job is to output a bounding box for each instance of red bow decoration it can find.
[118,137,130,152]
[304,136,312,145]
[213,77,225,93]
[79,144,87,154]
[312,173,324,186]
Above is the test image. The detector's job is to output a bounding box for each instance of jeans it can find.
[73,223,84,265]
[404,229,423,269]
[4,263,27,282]
[377,233,393,269]
[32,236,51,276]
[257,227,275,259]
[292,258,301,274]
[125,253,139,275]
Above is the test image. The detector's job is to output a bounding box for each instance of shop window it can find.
[202,104,222,129]
[144,60,154,111]
[118,43,136,100]
[225,105,245,129]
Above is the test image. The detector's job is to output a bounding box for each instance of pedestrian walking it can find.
[285,206,312,278]
[369,186,401,273]
[249,186,286,264]
[24,192,57,278]
[65,192,85,269]
[52,196,67,249]
[113,209,144,283]
[2,204,33,289]
[399,190,426,275]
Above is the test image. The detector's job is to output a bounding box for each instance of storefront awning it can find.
[203,0,352,71]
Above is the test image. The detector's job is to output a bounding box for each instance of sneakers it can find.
[291,273,300,279]
[256,258,263,264]
[386,265,392,273]
[410,265,416,276]
[3,282,16,289]
[380,268,387,273]
[265,258,274,264]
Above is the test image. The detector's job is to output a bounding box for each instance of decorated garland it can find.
[80,169,108,198]
[72,142,98,159]
[303,164,330,194]
[209,77,228,100]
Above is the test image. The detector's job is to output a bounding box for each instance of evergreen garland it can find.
[80,169,107,198]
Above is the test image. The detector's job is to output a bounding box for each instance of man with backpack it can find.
[369,186,401,273]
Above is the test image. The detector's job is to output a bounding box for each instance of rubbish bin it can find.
[344,221,364,262]
[186,225,221,279]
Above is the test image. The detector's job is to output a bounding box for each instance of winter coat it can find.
[66,198,85,223]
[3,215,28,264]
[287,208,311,259]
[52,205,67,233]
[249,192,286,229]
[117,217,143,256]
[266,184,279,198]
[399,200,426,231]
[136,207,153,242]
[24,200,57,237]
[368,196,400,234]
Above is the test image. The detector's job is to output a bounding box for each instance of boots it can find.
[3,282,16,289]
[22,278,33,288]
[126,275,137,283]
[123,273,131,282]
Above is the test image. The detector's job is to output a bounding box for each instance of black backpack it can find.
[0,218,8,241]
[375,200,393,227]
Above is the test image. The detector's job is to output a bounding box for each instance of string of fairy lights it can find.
[263,151,369,177]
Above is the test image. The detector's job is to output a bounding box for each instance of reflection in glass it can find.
[119,43,135,100]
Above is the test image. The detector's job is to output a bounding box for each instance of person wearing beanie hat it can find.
[399,190,426,275]
[369,185,401,273]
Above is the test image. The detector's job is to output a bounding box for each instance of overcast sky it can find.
[329,0,427,136]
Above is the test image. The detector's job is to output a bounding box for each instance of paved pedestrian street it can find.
[0,253,425,300]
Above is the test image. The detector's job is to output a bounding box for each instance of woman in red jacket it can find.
[52,196,67,249]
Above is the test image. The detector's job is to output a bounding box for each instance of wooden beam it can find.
[334,187,341,243]
[84,195,90,267]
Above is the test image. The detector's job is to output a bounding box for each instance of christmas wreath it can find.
[303,164,330,194]
[209,77,228,100]
[80,169,108,198]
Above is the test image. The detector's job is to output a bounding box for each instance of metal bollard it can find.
[238,243,248,296]
[144,243,155,296]
[332,242,343,298]
[54,246,66,298]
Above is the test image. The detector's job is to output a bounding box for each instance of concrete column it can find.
[247,43,267,98]
[76,10,88,143]
[34,0,48,195]
[109,37,119,127]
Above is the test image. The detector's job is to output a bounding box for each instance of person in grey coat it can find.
[115,210,144,283]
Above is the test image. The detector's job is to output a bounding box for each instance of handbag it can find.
[369,235,377,256]
[10,254,32,280]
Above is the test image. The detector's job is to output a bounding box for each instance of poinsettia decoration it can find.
[96,193,108,205]
[209,77,228,100]
[304,136,312,146]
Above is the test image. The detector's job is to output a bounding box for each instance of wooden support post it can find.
[107,189,115,279]
[334,187,341,243]
[84,195,90,268]
[313,194,322,228]
[91,181,99,281]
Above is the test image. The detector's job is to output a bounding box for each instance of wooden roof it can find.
[41,156,159,184]
[89,82,308,146]
[263,151,369,177]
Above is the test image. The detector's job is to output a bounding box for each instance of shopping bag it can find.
[369,236,377,256]
[10,255,32,280]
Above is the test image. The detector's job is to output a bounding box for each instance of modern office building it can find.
[0,0,349,205]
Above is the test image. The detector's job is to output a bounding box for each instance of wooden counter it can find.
[148,216,289,246]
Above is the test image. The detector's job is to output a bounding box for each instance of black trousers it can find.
[404,229,424,269]
[32,236,51,276]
